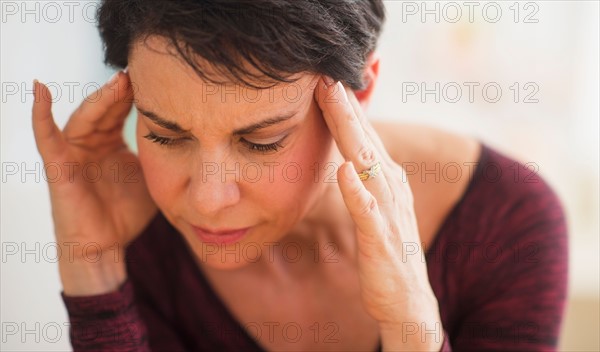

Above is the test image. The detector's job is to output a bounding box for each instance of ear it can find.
[354,51,380,110]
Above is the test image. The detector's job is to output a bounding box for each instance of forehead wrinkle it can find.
[195,83,310,133]
[132,41,317,135]
[137,86,312,138]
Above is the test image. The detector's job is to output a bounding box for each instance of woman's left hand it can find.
[314,77,444,350]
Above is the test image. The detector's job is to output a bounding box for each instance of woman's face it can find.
[129,37,337,270]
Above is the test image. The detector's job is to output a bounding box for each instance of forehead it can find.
[128,36,318,123]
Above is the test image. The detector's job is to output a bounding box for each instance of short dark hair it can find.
[97,0,386,89]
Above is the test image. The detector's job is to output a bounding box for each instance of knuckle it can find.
[343,109,356,123]
[385,221,397,240]
[356,143,377,166]
[357,194,378,217]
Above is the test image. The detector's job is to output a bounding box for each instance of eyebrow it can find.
[136,107,299,135]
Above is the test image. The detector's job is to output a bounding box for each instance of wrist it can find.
[379,319,444,352]
[59,252,127,296]
[377,294,444,351]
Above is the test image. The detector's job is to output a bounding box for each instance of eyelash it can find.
[143,132,285,154]
[240,138,284,153]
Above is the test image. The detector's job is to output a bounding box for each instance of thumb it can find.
[32,80,66,161]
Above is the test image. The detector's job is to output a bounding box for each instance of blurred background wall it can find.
[1,1,598,350]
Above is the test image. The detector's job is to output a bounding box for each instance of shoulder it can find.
[466,144,568,253]
[463,141,567,230]
[370,121,481,167]
[370,121,482,250]
[371,121,483,209]
[370,120,567,252]
[446,145,569,346]
[370,119,565,218]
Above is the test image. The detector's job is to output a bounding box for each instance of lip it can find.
[192,225,251,245]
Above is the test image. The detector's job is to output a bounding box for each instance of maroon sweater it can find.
[61,143,569,351]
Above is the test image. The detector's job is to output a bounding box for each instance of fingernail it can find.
[123,66,129,74]
[323,75,335,88]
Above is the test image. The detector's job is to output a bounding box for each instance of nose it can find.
[188,159,242,216]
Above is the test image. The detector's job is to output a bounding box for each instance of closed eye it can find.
[143,132,185,147]
[239,138,286,154]
[143,132,288,154]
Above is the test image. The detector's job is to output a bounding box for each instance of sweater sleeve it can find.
[450,174,569,350]
[61,278,189,351]
[61,280,149,351]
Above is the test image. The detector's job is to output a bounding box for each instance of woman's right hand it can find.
[32,71,157,296]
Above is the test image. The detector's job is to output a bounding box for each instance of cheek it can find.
[138,148,172,207]
[136,129,185,211]
[255,116,333,215]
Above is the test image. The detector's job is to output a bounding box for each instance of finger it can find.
[96,72,134,132]
[344,84,412,199]
[32,80,67,161]
[315,77,393,205]
[337,162,386,246]
[63,71,131,140]
[344,88,396,167]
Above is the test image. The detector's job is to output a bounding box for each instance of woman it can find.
[31,1,568,351]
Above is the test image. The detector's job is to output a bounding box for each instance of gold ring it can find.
[357,161,382,181]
